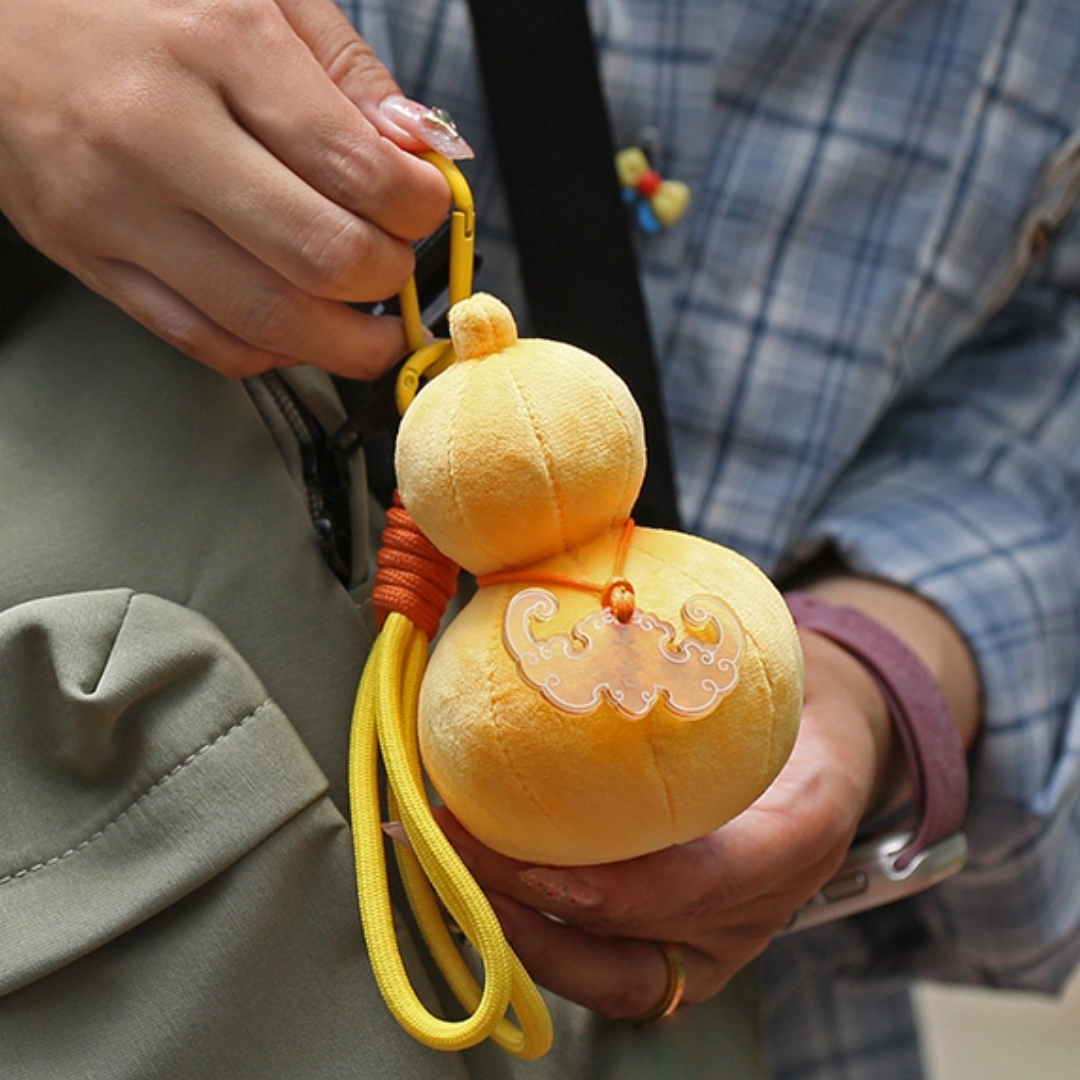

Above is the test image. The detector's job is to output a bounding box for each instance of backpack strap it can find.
[466,0,682,530]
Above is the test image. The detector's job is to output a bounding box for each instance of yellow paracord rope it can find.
[348,612,554,1058]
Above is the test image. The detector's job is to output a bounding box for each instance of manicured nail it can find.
[378,95,475,159]
[519,868,603,908]
[382,821,412,848]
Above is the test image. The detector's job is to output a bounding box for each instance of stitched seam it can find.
[0,700,273,888]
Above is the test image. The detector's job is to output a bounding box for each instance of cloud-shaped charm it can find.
[502,588,744,719]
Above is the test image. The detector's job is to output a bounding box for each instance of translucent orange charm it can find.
[502,587,745,719]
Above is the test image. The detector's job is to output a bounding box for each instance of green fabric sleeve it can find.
[0,280,770,1079]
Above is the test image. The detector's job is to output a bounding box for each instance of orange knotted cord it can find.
[476,519,638,622]
[373,493,460,641]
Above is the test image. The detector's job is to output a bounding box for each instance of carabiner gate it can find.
[396,153,476,415]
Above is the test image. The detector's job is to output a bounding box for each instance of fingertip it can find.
[327,314,410,381]
[372,96,476,160]
[519,868,604,909]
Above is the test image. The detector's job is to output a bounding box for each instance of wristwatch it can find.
[780,592,970,932]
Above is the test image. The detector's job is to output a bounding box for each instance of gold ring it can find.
[630,942,687,1026]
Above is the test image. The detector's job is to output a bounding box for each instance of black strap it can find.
[466,0,682,530]
[0,213,71,340]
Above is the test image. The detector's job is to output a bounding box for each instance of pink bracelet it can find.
[785,592,969,870]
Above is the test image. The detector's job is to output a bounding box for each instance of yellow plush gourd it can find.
[396,292,645,576]
[395,292,803,867]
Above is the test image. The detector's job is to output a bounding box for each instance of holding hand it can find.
[445,579,979,1022]
[0,0,465,377]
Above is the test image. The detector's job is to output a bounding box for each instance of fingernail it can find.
[382,821,412,848]
[378,95,475,160]
[519,868,603,908]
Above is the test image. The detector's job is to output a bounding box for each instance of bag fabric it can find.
[0,279,769,1078]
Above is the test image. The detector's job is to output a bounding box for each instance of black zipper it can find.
[257,370,354,586]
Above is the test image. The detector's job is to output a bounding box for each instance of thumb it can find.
[277,0,474,159]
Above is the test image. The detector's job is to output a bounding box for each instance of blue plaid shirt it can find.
[341,2,1080,1077]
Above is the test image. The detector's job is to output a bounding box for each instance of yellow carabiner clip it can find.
[395,153,476,415]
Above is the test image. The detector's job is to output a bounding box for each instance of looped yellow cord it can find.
[349,618,552,1057]
[348,155,553,1059]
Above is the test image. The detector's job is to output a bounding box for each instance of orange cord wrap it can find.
[374,494,460,641]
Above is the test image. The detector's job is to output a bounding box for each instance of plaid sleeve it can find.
[807,228,1080,991]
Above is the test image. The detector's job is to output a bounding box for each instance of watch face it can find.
[781,830,968,934]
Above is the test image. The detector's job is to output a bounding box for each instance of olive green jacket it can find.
[0,243,766,1078]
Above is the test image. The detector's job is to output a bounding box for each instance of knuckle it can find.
[294,215,365,293]
[233,284,302,349]
[323,143,451,243]
[323,37,380,88]
[314,141,384,211]
[171,0,272,53]
[67,72,161,151]
[589,890,662,933]
[11,196,71,260]
[681,883,721,923]
[294,214,414,300]
[598,976,659,1022]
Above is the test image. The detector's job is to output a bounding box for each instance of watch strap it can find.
[785,591,969,870]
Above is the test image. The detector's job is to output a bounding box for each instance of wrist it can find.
[785,590,970,870]
[795,626,901,821]
[792,576,982,750]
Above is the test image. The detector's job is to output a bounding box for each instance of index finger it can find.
[440,796,836,945]
[436,810,719,933]
[180,0,451,239]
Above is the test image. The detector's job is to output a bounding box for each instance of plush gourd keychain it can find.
[348,156,804,1060]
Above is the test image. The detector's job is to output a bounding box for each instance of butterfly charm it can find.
[615,146,691,233]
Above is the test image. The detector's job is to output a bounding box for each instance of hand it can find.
[0,0,455,377]
[442,625,894,1020]
[442,575,980,1020]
